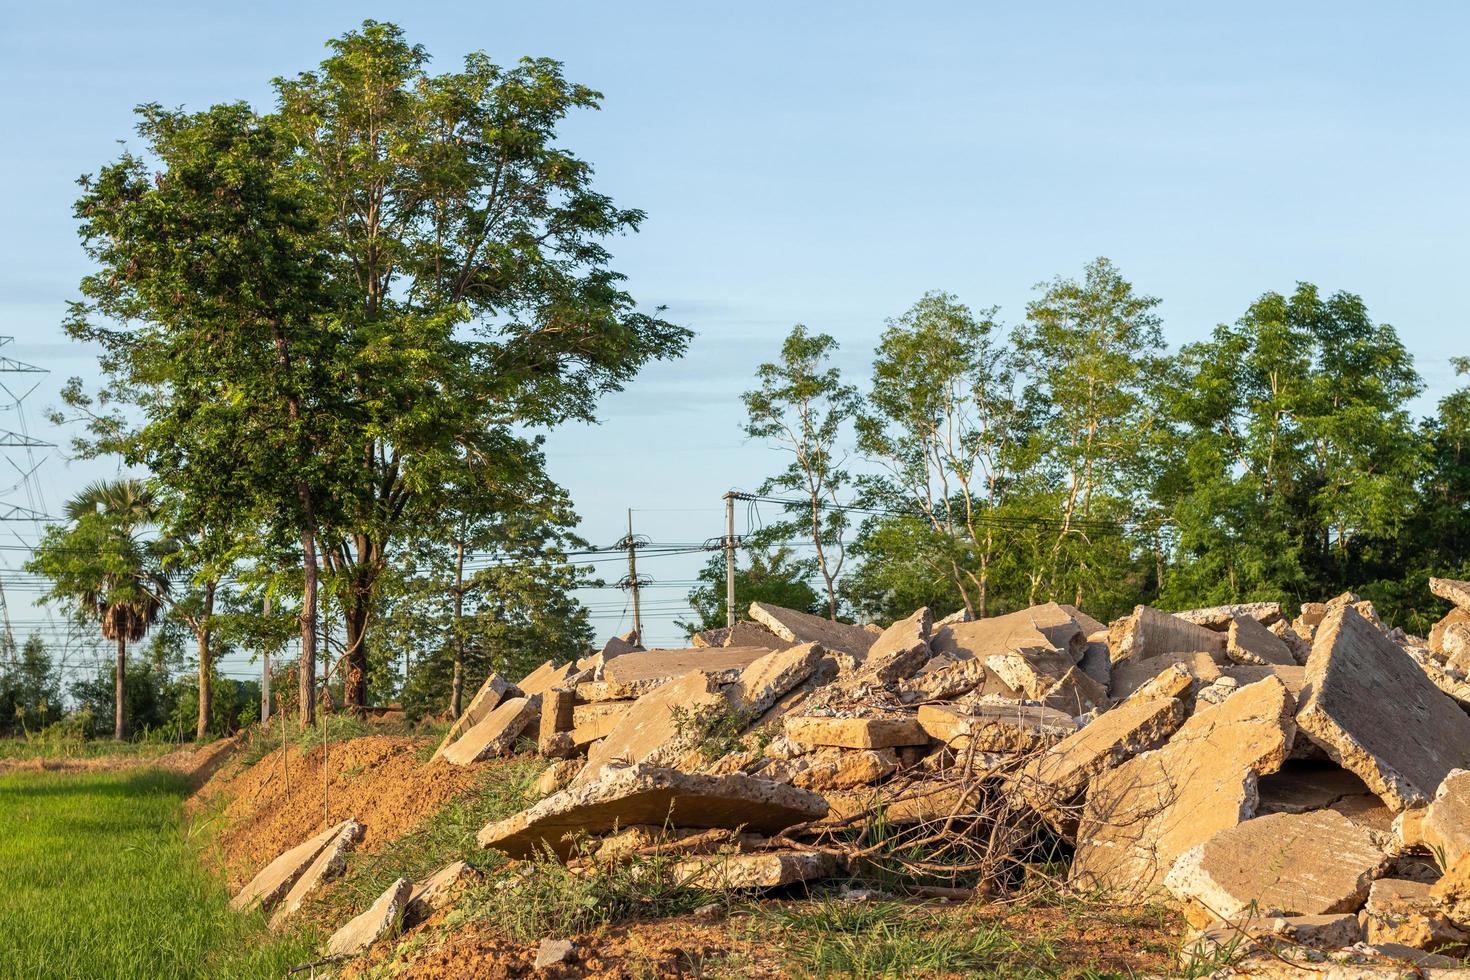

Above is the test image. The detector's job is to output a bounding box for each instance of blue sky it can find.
[2,3,1468,674]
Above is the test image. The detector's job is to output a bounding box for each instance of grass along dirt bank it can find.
[0,767,318,979]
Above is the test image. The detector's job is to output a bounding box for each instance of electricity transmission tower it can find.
[0,337,53,658]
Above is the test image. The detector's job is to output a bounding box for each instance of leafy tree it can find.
[1013,258,1168,612]
[0,635,63,736]
[743,326,860,618]
[679,546,823,635]
[27,479,170,739]
[1163,284,1424,608]
[856,291,1029,617]
[273,22,687,707]
[61,22,687,721]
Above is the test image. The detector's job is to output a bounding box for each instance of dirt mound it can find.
[195,735,489,888]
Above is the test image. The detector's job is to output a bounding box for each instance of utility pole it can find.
[625,509,642,643]
[724,492,738,627]
[261,593,272,723]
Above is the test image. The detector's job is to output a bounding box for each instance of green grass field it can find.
[0,768,319,979]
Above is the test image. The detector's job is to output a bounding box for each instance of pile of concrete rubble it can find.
[240,578,1470,973]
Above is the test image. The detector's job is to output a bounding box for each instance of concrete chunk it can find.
[784,715,929,749]
[1430,577,1470,612]
[231,819,356,912]
[517,661,577,698]
[269,819,364,928]
[1042,665,1110,715]
[478,764,828,859]
[431,674,517,761]
[722,621,785,649]
[1108,605,1227,664]
[405,861,479,926]
[1109,651,1226,700]
[1227,614,1296,667]
[748,602,877,659]
[1013,694,1187,836]
[596,646,772,699]
[1164,810,1385,929]
[579,670,732,784]
[917,702,1077,753]
[1070,677,1296,898]
[570,701,633,747]
[441,695,542,765]
[1363,877,1470,949]
[1422,769,1470,868]
[671,850,836,890]
[854,607,932,683]
[1174,602,1284,631]
[1295,606,1470,811]
[931,603,1086,664]
[733,643,824,715]
[326,877,412,957]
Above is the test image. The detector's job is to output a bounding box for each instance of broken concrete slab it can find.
[1228,614,1297,667]
[1430,608,1470,656]
[231,820,357,912]
[853,607,932,684]
[326,877,412,957]
[722,621,785,650]
[917,702,1077,753]
[788,748,898,792]
[1164,809,1385,929]
[269,819,365,928]
[1174,602,1285,631]
[1422,769,1470,868]
[749,602,877,660]
[671,850,837,890]
[1012,693,1187,836]
[535,759,583,797]
[1070,676,1296,898]
[534,938,576,970]
[1295,606,1470,812]
[595,646,772,699]
[579,670,732,783]
[478,764,828,859]
[441,695,542,766]
[931,603,1086,665]
[430,673,517,762]
[1108,605,1228,664]
[516,661,577,699]
[570,701,634,747]
[1077,636,1112,690]
[896,657,989,703]
[784,715,930,750]
[732,643,824,716]
[405,861,479,926]
[1108,651,1226,700]
[1431,577,1470,612]
[984,651,1073,699]
[1058,603,1106,637]
[1041,665,1110,715]
[538,688,576,755]
[1429,853,1470,929]
[1363,878,1469,950]
[1187,914,1363,958]
[691,626,730,648]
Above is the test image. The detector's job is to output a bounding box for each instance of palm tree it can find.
[29,478,169,739]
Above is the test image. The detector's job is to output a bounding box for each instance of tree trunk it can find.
[343,591,369,712]
[299,524,319,727]
[196,582,215,741]
[114,634,126,741]
[450,539,465,719]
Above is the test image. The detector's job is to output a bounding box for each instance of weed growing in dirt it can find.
[669,703,757,762]
[453,848,716,942]
[305,755,546,921]
[0,768,318,978]
[234,713,380,770]
[757,898,1059,977]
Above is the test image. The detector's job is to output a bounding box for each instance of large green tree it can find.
[1163,284,1423,608]
[679,546,823,636]
[62,22,687,720]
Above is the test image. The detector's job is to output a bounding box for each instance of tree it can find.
[0,635,63,736]
[1013,258,1168,612]
[1162,284,1424,609]
[272,22,688,708]
[27,479,169,739]
[744,326,860,618]
[62,22,688,721]
[856,292,1029,617]
[679,546,823,636]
